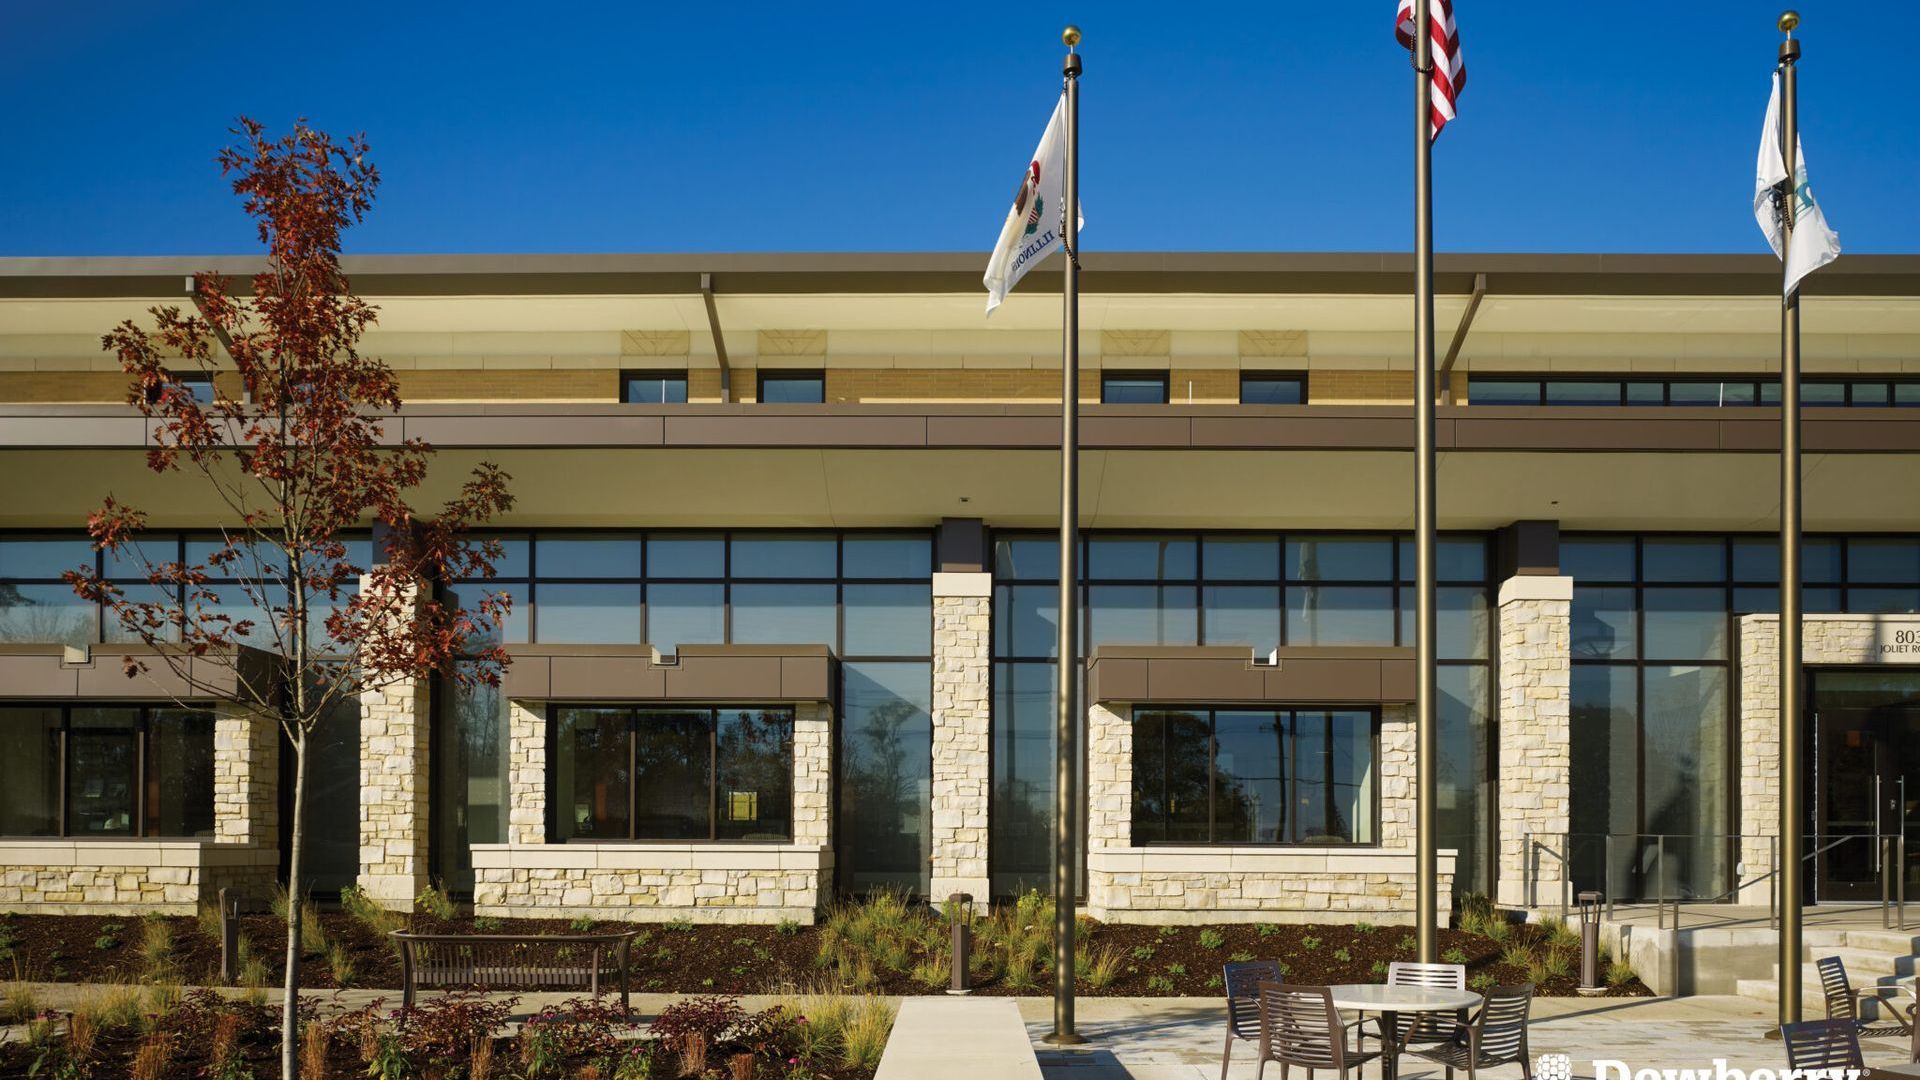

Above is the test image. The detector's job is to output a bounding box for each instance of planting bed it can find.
[0,902,1650,998]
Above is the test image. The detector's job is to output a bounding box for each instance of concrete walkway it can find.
[1016,996,1914,1079]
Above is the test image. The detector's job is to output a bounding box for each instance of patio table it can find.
[1324,983,1484,1080]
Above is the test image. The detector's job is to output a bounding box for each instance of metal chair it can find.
[1221,960,1285,1080]
[1254,982,1384,1080]
[1405,983,1535,1080]
[1780,1019,1865,1070]
[1815,954,1915,1042]
[1378,960,1468,1054]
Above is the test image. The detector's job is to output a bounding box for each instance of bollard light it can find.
[948,893,973,995]
[1577,890,1605,996]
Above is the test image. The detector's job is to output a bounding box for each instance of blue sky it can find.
[2,2,1912,256]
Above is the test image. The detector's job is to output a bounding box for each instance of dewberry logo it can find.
[1586,1059,1863,1080]
[1538,1054,1574,1080]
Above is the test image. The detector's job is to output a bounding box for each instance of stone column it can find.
[357,674,430,908]
[507,699,548,846]
[929,571,992,906]
[1495,574,1572,910]
[213,703,278,848]
[355,574,432,909]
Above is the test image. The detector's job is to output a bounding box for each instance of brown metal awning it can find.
[501,643,835,703]
[1086,645,1416,706]
[0,643,276,700]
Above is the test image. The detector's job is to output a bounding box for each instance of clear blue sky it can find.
[2,2,1912,256]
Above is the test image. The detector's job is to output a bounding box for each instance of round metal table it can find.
[1324,983,1484,1080]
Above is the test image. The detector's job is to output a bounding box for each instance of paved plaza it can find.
[1018,996,1913,1080]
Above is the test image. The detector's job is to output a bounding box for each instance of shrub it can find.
[1166,962,1187,976]
[1541,946,1574,980]
[912,953,950,989]
[299,1019,330,1080]
[839,996,894,1072]
[398,991,518,1070]
[1539,915,1579,951]
[1332,947,1353,963]
[341,884,406,938]
[1198,929,1226,950]
[1605,958,1638,987]
[1228,950,1256,963]
[1300,935,1321,951]
[416,882,459,921]
[73,979,146,1030]
[1129,944,1156,962]
[4,979,41,1024]
[472,915,504,932]
[1206,973,1224,990]
[1256,923,1281,938]
[1370,960,1388,977]
[1146,974,1176,993]
[139,916,176,980]
[517,997,635,1078]
[1082,945,1123,989]
[1501,942,1535,970]
[776,918,802,936]
[131,1030,175,1080]
[1470,972,1496,991]
[1354,921,1377,934]
[650,995,746,1055]
[1441,946,1468,965]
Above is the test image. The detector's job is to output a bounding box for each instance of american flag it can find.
[1396,0,1465,139]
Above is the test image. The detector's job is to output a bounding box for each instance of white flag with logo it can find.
[983,95,1083,315]
[1754,70,1841,298]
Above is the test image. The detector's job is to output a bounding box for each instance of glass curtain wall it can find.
[989,532,1493,898]
[1565,534,1920,902]
[437,531,934,896]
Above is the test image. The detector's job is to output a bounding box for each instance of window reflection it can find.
[1132,708,1378,846]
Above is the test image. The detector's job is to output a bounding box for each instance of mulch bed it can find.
[0,911,1650,997]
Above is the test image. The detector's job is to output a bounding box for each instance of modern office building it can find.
[1,252,1917,925]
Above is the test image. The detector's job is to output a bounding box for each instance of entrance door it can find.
[1812,670,1920,903]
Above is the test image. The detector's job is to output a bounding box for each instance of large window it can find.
[552,706,794,842]
[1469,375,1920,407]
[1567,532,1920,901]
[442,530,935,893]
[990,531,1493,896]
[1133,707,1378,845]
[0,532,370,650]
[0,705,215,837]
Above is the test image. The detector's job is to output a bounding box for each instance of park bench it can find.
[389,929,641,1010]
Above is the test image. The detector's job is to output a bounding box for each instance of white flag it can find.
[983,95,1083,315]
[1754,70,1841,299]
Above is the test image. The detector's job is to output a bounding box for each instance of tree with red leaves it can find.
[67,118,514,1077]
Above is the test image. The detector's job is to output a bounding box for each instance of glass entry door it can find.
[1812,670,1920,903]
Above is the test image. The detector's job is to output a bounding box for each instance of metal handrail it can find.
[1522,831,1909,932]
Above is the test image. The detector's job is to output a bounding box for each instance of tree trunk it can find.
[282,726,309,1079]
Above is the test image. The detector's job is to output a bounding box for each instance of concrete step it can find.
[1736,963,1916,1021]
[1809,945,1918,979]
[1836,929,1920,957]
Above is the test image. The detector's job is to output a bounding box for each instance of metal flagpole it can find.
[1047,23,1086,1048]
[1412,0,1440,965]
[1777,7,1805,1028]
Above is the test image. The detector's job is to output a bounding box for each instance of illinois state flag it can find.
[1755,70,1841,299]
[983,95,1084,315]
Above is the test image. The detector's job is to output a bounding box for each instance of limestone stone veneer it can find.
[1736,613,1920,904]
[1085,701,1454,925]
[929,572,991,907]
[474,700,833,923]
[1494,575,1572,910]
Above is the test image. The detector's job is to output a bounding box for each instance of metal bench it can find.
[389,930,640,1011]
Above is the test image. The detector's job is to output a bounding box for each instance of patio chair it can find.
[1253,982,1384,1080]
[1815,954,1915,1043]
[1405,983,1535,1080]
[1221,960,1285,1080]
[1780,1019,1864,1070]
[1374,960,1469,1054]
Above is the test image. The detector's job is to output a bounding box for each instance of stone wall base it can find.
[1086,847,1456,926]
[472,843,830,924]
[0,841,278,915]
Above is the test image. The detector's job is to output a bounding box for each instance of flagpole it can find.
[1776,7,1805,1029]
[1412,0,1440,966]
[1047,23,1086,1048]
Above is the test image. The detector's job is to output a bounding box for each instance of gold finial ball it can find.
[1778,10,1800,32]
[1062,25,1082,47]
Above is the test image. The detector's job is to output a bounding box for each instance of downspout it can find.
[1437,272,1488,404]
[701,273,732,403]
